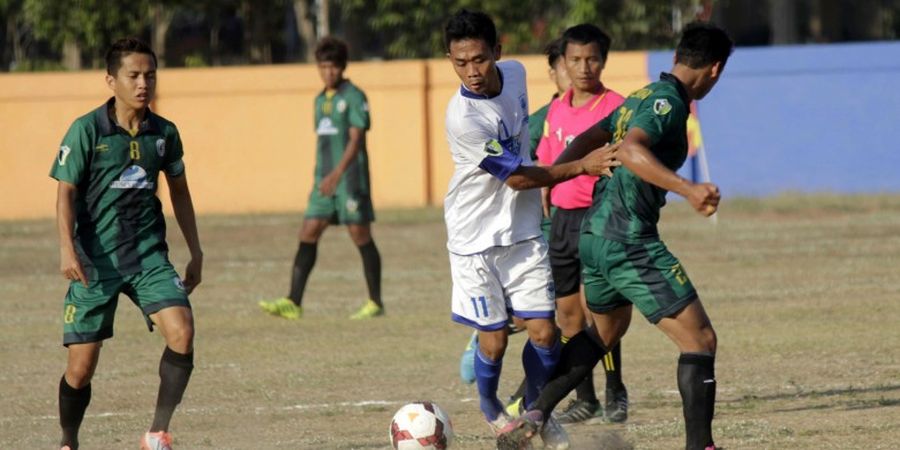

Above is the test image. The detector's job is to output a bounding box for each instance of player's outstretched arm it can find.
[56,181,87,287]
[618,128,720,216]
[166,172,204,293]
[554,122,614,165]
[505,145,618,191]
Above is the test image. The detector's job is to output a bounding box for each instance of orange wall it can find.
[0,53,648,220]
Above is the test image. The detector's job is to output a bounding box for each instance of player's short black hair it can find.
[315,37,349,68]
[675,22,734,69]
[561,24,612,62]
[544,38,564,68]
[444,9,497,52]
[105,38,157,76]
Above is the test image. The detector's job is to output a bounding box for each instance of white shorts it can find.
[450,238,556,331]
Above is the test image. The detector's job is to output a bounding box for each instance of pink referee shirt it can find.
[535,87,625,209]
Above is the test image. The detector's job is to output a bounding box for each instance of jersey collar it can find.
[659,72,691,106]
[96,97,161,137]
[459,66,504,100]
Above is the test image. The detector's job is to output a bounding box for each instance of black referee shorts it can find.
[548,207,588,298]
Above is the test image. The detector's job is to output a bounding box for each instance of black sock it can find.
[357,240,382,306]
[530,330,605,418]
[604,342,624,390]
[288,242,317,306]
[59,375,91,448]
[511,378,527,403]
[678,352,716,450]
[150,347,194,432]
[574,370,598,404]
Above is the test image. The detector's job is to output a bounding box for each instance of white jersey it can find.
[443,60,542,255]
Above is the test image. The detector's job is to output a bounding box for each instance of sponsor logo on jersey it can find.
[111,165,154,189]
[336,99,347,113]
[156,138,166,157]
[565,135,575,147]
[654,99,672,115]
[361,102,369,112]
[58,145,72,165]
[173,276,185,291]
[546,280,556,301]
[316,117,339,136]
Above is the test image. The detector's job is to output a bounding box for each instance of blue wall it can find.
[649,42,900,197]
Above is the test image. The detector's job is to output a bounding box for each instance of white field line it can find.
[17,398,478,423]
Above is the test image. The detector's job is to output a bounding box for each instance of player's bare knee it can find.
[65,362,96,388]
[525,321,557,348]
[556,304,584,338]
[700,326,717,354]
[478,338,506,361]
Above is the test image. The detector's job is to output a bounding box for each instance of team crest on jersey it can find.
[316,117,339,136]
[336,99,347,113]
[653,99,672,115]
[484,139,504,156]
[156,138,166,157]
[345,197,359,213]
[58,145,72,166]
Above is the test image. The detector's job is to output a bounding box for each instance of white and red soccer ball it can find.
[389,401,454,449]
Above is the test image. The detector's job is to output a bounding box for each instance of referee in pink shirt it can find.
[534,23,630,425]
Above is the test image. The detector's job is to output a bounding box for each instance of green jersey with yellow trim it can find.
[49,98,185,277]
[584,73,691,243]
[313,80,371,195]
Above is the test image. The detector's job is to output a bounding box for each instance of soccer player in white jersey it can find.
[442,10,619,447]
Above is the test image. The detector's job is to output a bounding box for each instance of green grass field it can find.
[2,195,899,449]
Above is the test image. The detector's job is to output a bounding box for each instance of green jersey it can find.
[584,73,691,243]
[528,98,553,161]
[49,98,185,277]
[314,80,371,194]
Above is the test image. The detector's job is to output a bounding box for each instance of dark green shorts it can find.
[305,183,375,224]
[580,233,697,324]
[62,263,191,346]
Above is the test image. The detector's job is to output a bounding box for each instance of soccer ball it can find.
[389,401,454,449]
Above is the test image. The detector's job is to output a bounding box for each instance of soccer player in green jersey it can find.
[259,37,383,320]
[50,38,202,450]
[503,23,733,450]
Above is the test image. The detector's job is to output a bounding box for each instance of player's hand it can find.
[581,141,622,177]
[182,254,203,295]
[60,247,88,287]
[686,182,720,216]
[319,171,340,197]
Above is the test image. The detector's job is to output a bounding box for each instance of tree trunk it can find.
[294,0,316,62]
[317,0,329,38]
[769,0,798,44]
[243,1,272,64]
[151,3,174,68]
[62,38,81,70]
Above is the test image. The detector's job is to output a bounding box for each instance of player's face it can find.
[317,61,345,90]
[564,42,605,94]
[447,38,501,96]
[106,53,156,111]
[549,57,571,95]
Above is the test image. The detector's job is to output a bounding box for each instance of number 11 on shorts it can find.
[470,296,489,318]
